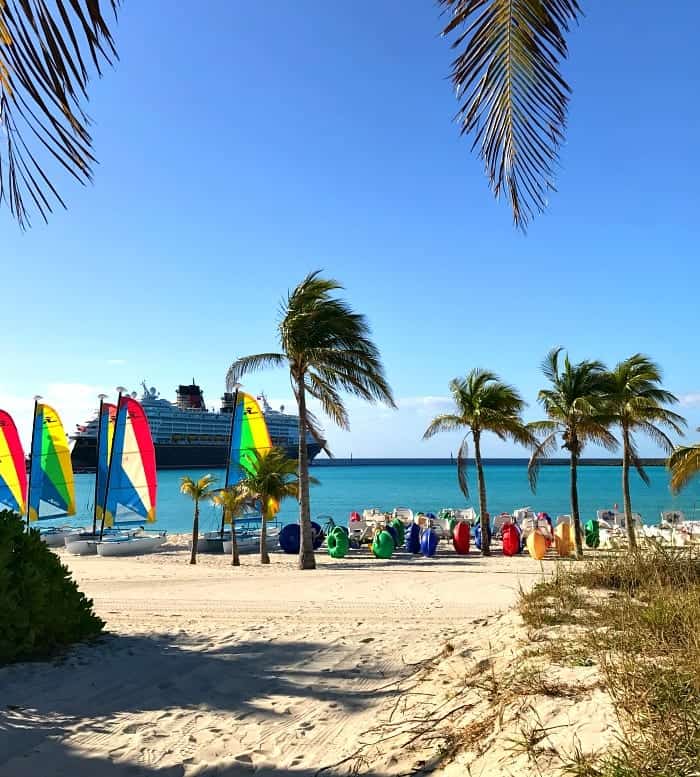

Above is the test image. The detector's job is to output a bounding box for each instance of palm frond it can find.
[527,431,558,491]
[305,374,349,430]
[423,413,466,439]
[527,419,559,434]
[439,0,581,229]
[489,415,538,448]
[626,436,650,487]
[668,443,700,494]
[180,473,218,499]
[540,347,563,384]
[303,405,333,457]
[0,0,120,227]
[456,434,470,498]
[635,421,677,455]
[226,353,286,390]
[577,423,619,453]
[606,354,687,454]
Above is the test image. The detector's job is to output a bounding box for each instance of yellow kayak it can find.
[526,531,547,560]
[555,523,573,557]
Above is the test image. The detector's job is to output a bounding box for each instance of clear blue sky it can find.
[2,1,699,456]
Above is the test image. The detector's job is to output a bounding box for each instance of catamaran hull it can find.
[71,437,322,472]
[65,535,98,555]
[222,530,280,556]
[38,526,84,547]
[195,531,232,554]
[96,533,166,557]
[65,529,141,555]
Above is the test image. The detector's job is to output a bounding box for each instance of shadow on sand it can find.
[0,632,402,777]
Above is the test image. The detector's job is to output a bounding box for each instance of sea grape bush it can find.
[0,510,104,664]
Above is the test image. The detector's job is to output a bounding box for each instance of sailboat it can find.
[65,399,129,555]
[26,402,81,546]
[0,409,27,516]
[96,394,164,557]
[215,390,279,556]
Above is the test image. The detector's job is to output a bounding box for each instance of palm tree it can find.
[668,433,700,494]
[424,369,534,556]
[180,474,218,565]
[211,485,250,566]
[606,355,686,550]
[438,1,581,229]
[528,348,618,558]
[226,271,395,570]
[237,448,312,565]
[0,2,119,227]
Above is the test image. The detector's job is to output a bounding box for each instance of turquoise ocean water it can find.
[43,462,700,533]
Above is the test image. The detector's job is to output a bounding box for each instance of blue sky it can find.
[2,1,699,456]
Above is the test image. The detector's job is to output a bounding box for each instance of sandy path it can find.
[0,543,546,777]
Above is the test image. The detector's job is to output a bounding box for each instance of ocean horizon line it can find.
[313,457,668,467]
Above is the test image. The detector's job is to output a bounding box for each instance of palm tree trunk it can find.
[622,429,637,551]
[297,380,315,570]
[260,510,270,565]
[230,513,240,566]
[190,501,199,565]
[570,454,583,559]
[474,433,490,556]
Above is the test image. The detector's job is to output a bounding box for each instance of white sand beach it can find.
[0,540,616,777]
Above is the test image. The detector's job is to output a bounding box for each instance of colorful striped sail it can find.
[0,410,27,514]
[103,397,156,527]
[95,403,117,524]
[226,392,272,488]
[28,403,76,521]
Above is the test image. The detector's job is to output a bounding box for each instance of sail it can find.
[0,410,27,514]
[103,397,156,527]
[94,403,117,523]
[226,392,272,488]
[28,403,76,521]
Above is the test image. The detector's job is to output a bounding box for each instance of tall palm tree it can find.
[424,369,534,556]
[226,271,395,570]
[212,485,250,567]
[606,355,686,550]
[237,448,312,565]
[438,0,581,229]
[0,1,119,227]
[528,348,618,558]
[180,474,218,565]
[668,432,700,494]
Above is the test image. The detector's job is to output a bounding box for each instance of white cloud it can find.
[397,395,451,411]
[679,393,700,407]
[0,383,110,449]
[106,358,127,365]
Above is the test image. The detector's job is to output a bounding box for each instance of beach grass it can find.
[519,546,700,777]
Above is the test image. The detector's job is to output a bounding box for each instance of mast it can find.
[25,395,42,531]
[99,387,125,540]
[220,387,240,537]
[91,394,108,535]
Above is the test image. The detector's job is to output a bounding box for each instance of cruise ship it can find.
[70,381,324,471]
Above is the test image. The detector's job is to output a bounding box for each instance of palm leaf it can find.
[627,442,650,487]
[527,430,558,491]
[456,434,470,498]
[305,374,349,430]
[423,413,466,439]
[439,0,581,229]
[669,443,700,494]
[0,0,120,227]
[225,353,286,390]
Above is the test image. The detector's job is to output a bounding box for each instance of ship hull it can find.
[71,437,322,472]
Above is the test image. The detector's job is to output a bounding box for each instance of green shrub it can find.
[0,509,104,664]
